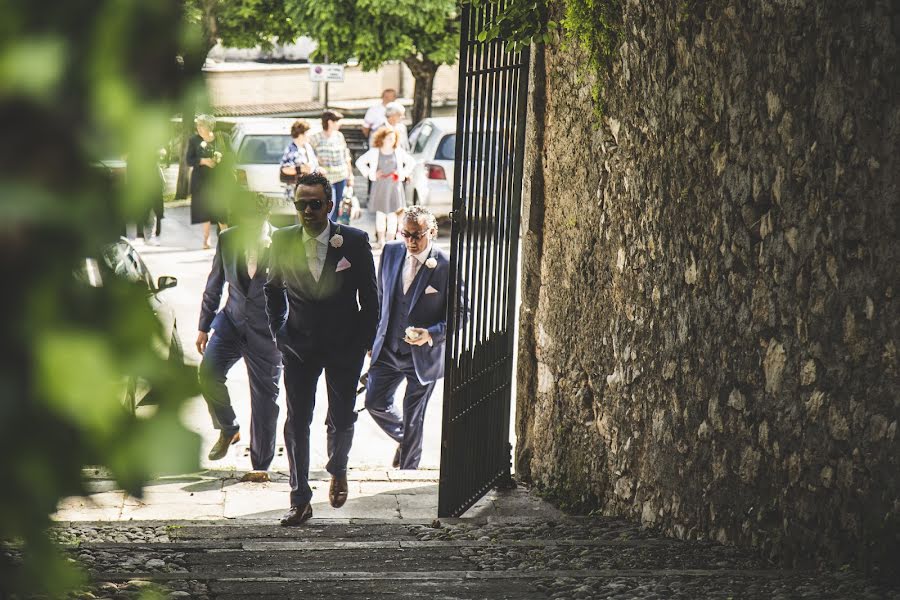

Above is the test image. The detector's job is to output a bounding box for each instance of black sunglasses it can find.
[399,230,427,241]
[293,199,325,211]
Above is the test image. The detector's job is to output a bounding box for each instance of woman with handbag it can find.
[279,120,320,204]
[355,126,414,248]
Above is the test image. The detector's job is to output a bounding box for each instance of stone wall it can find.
[516,0,899,574]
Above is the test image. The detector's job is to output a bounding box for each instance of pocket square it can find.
[425,285,439,295]
[335,257,352,272]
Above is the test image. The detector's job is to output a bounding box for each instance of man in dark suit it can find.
[265,172,378,526]
[197,195,281,482]
[365,206,451,470]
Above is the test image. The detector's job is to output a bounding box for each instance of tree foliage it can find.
[1,1,204,595]
[288,0,459,123]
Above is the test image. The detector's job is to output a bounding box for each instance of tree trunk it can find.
[404,57,438,126]
[176,2,218,199]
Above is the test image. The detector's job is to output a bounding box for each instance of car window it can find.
[102,242,152,290]
[434,134,455,160]
[237,134,292,164]
[412,123,434,155]
[436,133,498,161]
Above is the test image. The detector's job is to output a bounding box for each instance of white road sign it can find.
[309,64,345,83]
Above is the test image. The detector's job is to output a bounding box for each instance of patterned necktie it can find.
[403,255,419,294]
[307,237,320,281]
[247,250,257,279]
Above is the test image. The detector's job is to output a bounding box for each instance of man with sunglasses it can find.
[364,206,451,470]
[265,173,378,526]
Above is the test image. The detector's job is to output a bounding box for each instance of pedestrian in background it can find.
[187,114,228,249]
[280,120,319,203]
[309,110,354,222]
[356,126,415,248]
[384,102,410,151]
[362,89,397,147]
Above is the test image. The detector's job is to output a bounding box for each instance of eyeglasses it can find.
[399,230,427,241]
[293,199,324,211]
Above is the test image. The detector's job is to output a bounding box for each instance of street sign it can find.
[309,64,345,83]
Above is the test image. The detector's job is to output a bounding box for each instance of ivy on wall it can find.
[471,0,623,111]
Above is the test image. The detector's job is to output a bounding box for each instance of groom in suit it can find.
[265,172,378,526]
[365,206,452,470]
[197,194,281,482]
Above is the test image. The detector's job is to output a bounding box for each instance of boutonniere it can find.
[200,141,207,149]
[330,226,344,248]
[425,257,437,269]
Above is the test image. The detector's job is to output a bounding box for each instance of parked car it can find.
[231,117,366,221]
[75,238,182,412]
[405,117,503,219]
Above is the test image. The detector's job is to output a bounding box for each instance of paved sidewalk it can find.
[54,469,552,523]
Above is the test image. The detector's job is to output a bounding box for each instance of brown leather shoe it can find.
[329,475,349,508]
[280,503,313,526]
[207,431,240,461]
[392,445,401,469]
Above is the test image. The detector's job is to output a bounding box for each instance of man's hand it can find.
[403,328,432,347]
[196,331,209,354]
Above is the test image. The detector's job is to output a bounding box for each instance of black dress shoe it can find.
[392,445,401,469]
[207,430,240,461]
[280,503,313,526]
[329,475,349,508]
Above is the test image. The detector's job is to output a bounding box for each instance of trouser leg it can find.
[329,179,346,221]
[323,352,365,477]
[199,322,243,435]
[398,367,436,470]
[243,347,282,471]
[364,355,406,443]
[282,355,321,507]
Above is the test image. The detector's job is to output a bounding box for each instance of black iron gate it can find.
[438,0,530,518]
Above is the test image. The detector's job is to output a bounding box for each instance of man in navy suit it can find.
[265,172,378,526]
[365,206,451,470]
[197,195,281,482]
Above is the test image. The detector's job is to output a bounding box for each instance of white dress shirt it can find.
[403,243,432,294]
[302,226,330,282]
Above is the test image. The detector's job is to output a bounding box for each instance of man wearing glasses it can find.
[364,206,451,470]
[265,173,378,526]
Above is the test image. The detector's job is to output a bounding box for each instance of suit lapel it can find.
[383,244,404,315]
[319,221,339,288]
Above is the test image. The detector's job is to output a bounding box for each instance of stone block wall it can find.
[516,0,899,573]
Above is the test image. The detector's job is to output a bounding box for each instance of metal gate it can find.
[438,0,530,518]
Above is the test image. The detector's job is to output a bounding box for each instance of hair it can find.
[321,109,344,130]
[372,126,399,149]
[384,101,405,118]
[195,114,216,129]
[403,205,438,233]
[295,172,332,203]
[381,88,397,100]
[290,119,311,139]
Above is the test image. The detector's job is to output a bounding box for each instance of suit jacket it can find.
[264,221,378,366]
[371,241,456,385]
[199,225,277,355]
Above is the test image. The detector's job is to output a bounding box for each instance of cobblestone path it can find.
[42,517,900,599]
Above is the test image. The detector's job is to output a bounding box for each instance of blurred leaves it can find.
[1,0,204,596]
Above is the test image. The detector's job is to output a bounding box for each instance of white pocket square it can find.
[425,285,439,295]
[335,257,352,272]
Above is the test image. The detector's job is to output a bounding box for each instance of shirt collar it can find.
[406,242,432,265]
[302,224,331,245]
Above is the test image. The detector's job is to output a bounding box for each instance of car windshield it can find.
[237,134,292,164]
[434,133,496,161]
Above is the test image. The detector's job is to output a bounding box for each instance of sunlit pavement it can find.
[54,204,463,521]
